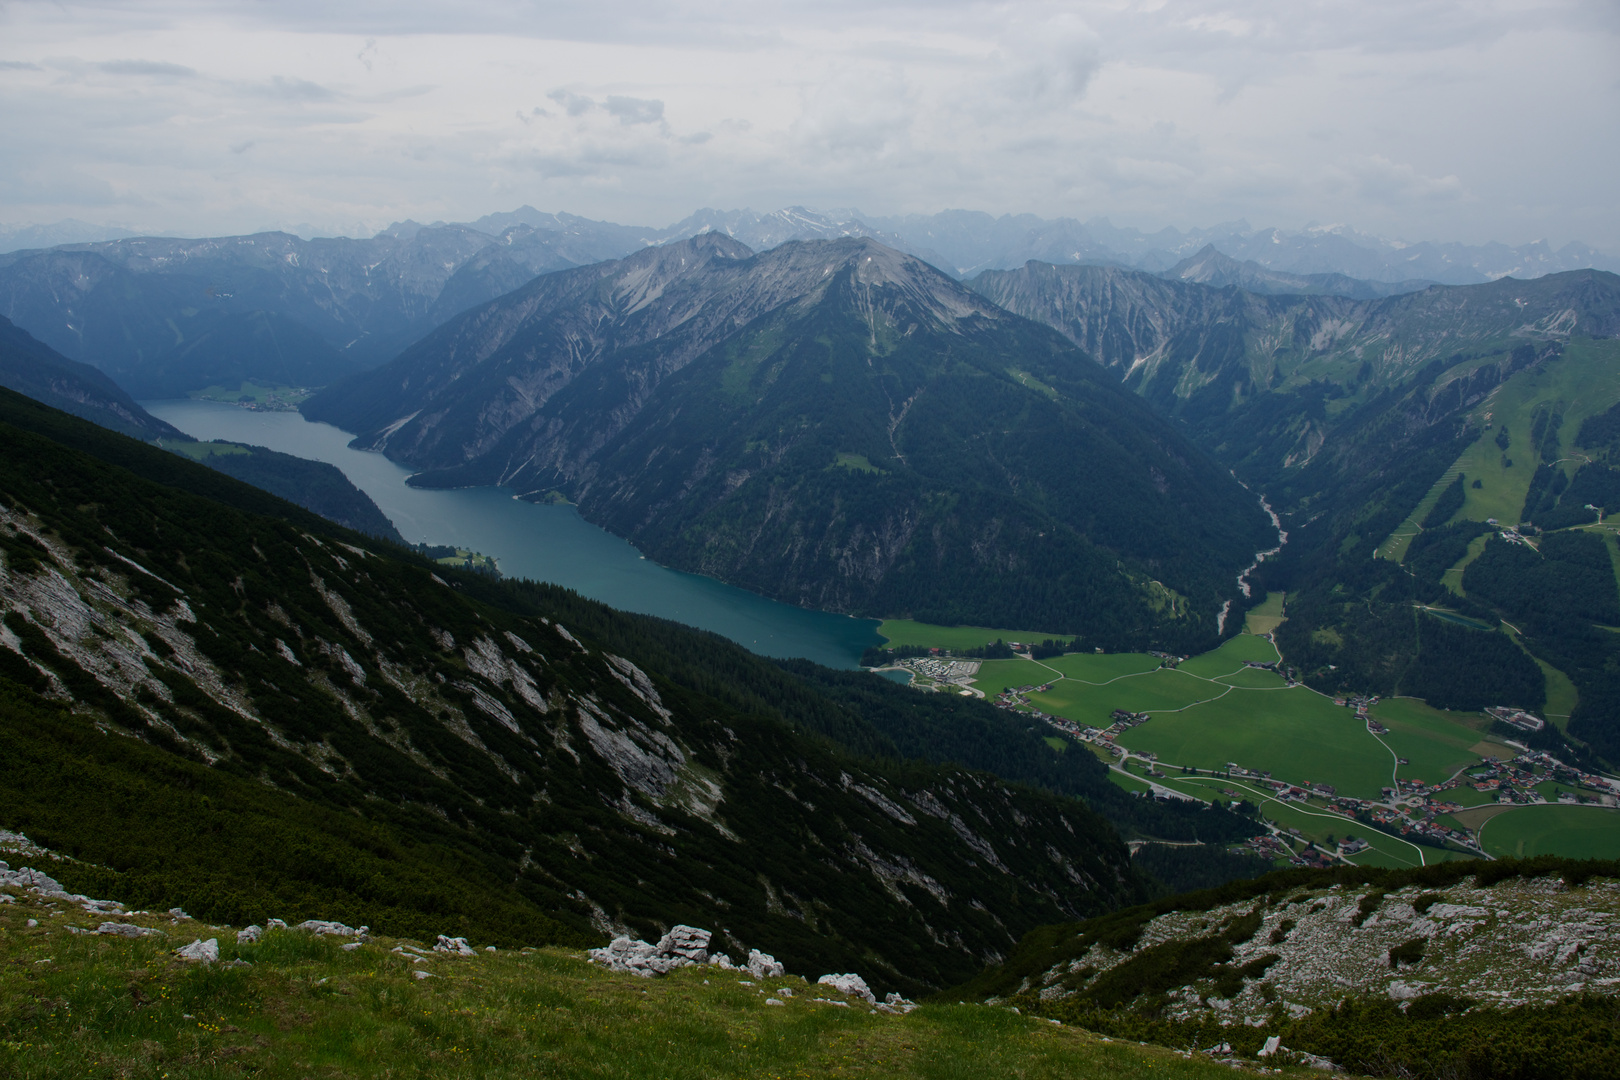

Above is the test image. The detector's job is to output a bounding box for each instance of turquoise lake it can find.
[143,400,883,669]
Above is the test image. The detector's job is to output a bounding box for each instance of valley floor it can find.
[879,614,1620,865]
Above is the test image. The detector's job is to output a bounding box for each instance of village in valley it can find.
[879,620,1620,871]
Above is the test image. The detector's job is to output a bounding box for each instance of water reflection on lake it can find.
[143,400,883,669]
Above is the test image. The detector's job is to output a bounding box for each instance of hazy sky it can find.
[1,0,1616,249]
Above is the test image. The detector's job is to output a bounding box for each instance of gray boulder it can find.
[590,927,715,977]
[237,925,263,944]
[98,921,160,938]
[747,949,785,979]
[176,938,219,962]
[434,935,477,956]
[817,972,876,1004]
[657,925,712,963]
[297,919,365,938]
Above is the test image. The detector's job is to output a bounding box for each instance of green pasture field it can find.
[1374,338,1620,560]
[1378,463,1466,561]
[831,452,882,474]
[1152,773,1458,869]
[1105,769,1154,795]
[434,548,499,573]
[963,617,1602,859]
[165,440,252,461]
[1438,533,1493,597]
[971,657,1054,694]
[1367,697,1506,786]
[1532,652,1580,728]
[1445,785,1500,809]
[1213,667,1291,689]
[1028,652,1160,682]
[1480,804,1620,859]
[1026,669,1228,729]
[876,620,1067,651]
[1244,592,1287,635]
[1115,687,1392,800]
[1177,633,1280,677]
[188,381,315,405]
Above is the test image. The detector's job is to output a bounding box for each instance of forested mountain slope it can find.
[0,319,402,542]
[970,265,1620,483]
[305,235,1271,646]
[0,392,1152,995]
[0,315,185,440]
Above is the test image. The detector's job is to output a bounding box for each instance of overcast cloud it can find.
[0,0,1615,249]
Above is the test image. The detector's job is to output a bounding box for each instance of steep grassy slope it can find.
[0,392,1150,995]
[306,236,1271,646]
[0,892,1258,1080]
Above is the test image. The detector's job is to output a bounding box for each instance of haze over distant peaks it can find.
[6,205,1615,286]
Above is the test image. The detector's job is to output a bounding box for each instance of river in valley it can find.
[143,400,883,669]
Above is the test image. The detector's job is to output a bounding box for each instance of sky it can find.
[0,0,1616,250]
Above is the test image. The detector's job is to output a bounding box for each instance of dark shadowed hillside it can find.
[306,236,1272,648]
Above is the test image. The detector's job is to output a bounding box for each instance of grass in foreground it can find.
[0,894,1295,1080]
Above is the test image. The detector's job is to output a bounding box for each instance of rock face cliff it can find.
[0,393,1144,994]
[305,235,1271,646]
[966,861,1620,1078]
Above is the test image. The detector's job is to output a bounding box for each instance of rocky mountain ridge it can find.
[1161,245,1438,300]
[966,859,1620,1078]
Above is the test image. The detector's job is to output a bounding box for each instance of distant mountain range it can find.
[0,206,1611,402]
[0,219,142,253]
[305,235,1273,647]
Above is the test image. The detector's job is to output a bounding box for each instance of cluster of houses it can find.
[1244,831,1346,869]
[1243,834,1293,861]
[899,657,981,689]
[1496,525,1533,546]
[1486,706,1547,733]
[988,689,1157,760]
[1451,750,1620,805]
